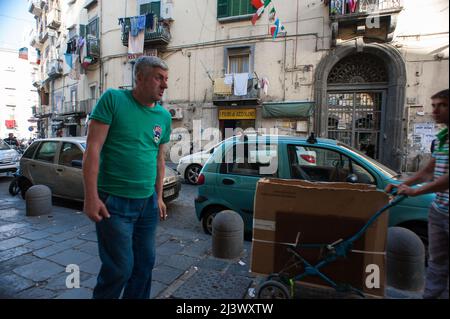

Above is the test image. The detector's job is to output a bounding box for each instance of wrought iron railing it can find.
[329,0,402,16]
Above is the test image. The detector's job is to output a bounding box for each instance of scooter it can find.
[8,168,22,196]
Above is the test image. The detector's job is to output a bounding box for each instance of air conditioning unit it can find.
[168,107,183,119]
[161,0,174,21]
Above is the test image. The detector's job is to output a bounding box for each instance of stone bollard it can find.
[26,185,52,217]
[387,226,425,291]
[212,210,244,259]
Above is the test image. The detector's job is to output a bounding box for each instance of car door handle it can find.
[222,178,235,185]
[56,168,63,172]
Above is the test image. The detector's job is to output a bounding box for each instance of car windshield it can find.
[0,140,11,150]
[338,143,398,178]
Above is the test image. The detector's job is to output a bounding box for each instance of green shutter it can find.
[151,1,161,18]
[248,0,256,14]
[79,24,86,38]
[140,3,151,15]
[231,0,240,16]
[217,0,229,18]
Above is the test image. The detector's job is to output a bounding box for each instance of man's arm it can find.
[83,119,111,222]
[155,143,167,220]
[397,173,449,196]
[385,158,436,194]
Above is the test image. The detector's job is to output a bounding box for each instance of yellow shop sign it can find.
[219,108,256,120]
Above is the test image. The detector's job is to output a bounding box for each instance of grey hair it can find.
[133,56,169,80]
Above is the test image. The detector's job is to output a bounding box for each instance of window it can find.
[89,85,96,99]
[287,145,376,184]
[228,48,250,73]
[140,0,160,18]
[58,143,83,167]
[22,141,40,159]
[86,18,99,38]
[223,142,278,177]
[217,0,256,19]
[35,141,58,163]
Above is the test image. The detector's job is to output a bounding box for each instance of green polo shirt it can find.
[90,89,172,198]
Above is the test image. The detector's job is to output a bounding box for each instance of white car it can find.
[0,140,21,174]
[177,144,218,184]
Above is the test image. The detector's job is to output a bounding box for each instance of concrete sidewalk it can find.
[0,194,255,299]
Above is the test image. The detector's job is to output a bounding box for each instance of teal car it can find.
[194,134,432,245]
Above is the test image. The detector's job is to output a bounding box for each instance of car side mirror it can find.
[71,160,83,168]
[346,173,358,183]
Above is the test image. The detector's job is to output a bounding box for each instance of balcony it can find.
[212,76,260,106]
[33,104,51,118]
[329,0,402,45]
[60,99,97,115]
[39,30,48,43]
[329,0,402,20]
[28,0,42,16]
[47,9,61,30]
[46,59,63,79]
[32,72,42,88]
[29,34,41,48]
[121,17,171,47]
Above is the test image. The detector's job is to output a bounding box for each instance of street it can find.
[0,173,255,299]
[0,170,425,299]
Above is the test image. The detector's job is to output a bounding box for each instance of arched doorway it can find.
[327,53,388,160]
[314,43,406,171]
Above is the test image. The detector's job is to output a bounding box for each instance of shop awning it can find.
[262,101,314,118]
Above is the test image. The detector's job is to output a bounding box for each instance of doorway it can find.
[327,91,384,159]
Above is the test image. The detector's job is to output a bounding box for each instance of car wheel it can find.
[201,207,227,235]
[185,164,202,185]
[257,280,291,299]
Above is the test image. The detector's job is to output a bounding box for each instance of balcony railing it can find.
[60,99,97,115]
[28,0,43,16]
[46,59,63,79]
[329,0,402,17]
[47,9,61,30]
[121,17,171,47]
[33,104,51,116]
[212,76,260,106]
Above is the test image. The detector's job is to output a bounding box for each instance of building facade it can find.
[0,47,38,142]
[28,0,449,171]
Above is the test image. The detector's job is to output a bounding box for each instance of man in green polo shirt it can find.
[83,56,172,299]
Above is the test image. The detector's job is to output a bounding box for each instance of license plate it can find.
[163,188,175,198]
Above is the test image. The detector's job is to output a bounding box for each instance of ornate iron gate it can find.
[327,92,383,159]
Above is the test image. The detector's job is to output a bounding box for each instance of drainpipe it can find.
[99,0,103,94]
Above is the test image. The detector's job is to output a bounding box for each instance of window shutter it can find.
[151,1,161,18]
[217,0,229,18]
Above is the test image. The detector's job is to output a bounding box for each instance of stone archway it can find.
[314,43,406,171]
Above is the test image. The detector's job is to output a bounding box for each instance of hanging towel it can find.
[128,30,145,55]
[130,17,140,36]
[233,73,249,96]
[137,15,146,30]
[64,53,73,69]
[224,74,233,85]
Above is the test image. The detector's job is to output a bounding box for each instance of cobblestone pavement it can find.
[0,173,424,299]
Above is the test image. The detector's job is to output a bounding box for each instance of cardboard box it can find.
[251,178,390,297]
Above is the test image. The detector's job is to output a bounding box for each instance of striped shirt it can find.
[431,128,449,214]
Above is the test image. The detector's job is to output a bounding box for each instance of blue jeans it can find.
[93,192,159,299]
[423,206,449,299]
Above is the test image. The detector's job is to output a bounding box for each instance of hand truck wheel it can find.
[256,279,291,299]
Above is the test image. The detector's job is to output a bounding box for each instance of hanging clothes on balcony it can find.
[145,13,154,30]
[128,30,145,55]
[233,73,249,96]
[224,74,233,85]
[64,53,73,69]
[130,15,146,36]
